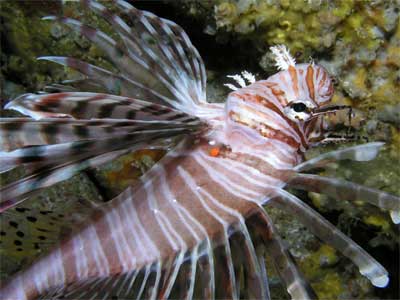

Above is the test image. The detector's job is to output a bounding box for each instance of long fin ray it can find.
[294,142,385,172]
[268,189,389,288]
[37,56,177,105]
[0,125,191,176]
[0,117,195,153]
[41,15,171,100]
[288,173,400,223]
[5,92,201,123]
[156,254,184,299]
[246,208,317,300]
[230,223,269,299]
[0,127,193,212]
[42,11,202,113]
[113,0,206,104]
[84,1,187,99]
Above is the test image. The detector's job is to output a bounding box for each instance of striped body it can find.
[2,136,296,299]
[224,64,333,154]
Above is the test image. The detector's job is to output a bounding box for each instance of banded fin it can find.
[41,269,147,300]
[41,15,174,107]
[37,247,199,299]
[294,142,385,172]
[0,130,193,212]
[1,147,133,212]
[288,173,400,223]
[268,189,389,288]
[0,117,195,152]
[0,122,193,170]
[246,208,317,300]
[42,0,207,115]
[229,223,270,299]
[1,92,204,212]
[5,92,200,123]
[37,56,173,104]
[108,0,206,104]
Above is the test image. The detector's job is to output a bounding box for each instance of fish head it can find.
[271,63,335,123]
[224,63,337,152]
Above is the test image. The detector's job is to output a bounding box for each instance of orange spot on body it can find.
[209,147,220,157]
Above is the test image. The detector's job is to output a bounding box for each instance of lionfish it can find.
[0,1,399,299]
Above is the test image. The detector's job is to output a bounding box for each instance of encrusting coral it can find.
[177,0,399,111]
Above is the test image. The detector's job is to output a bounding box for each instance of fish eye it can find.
[284,100,314,122]
[291,102,307,112]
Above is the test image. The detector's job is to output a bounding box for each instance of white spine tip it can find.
[224,83,238,91]
[42,16,56,21]
[371,275,389,288]
[270,44,296,71]
[241,71,256,84]
[390,210,400,224]
[4,101,12,109]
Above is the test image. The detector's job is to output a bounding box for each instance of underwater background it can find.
[0,1,399,299]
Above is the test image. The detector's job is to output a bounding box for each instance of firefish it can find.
[0,1,399,299]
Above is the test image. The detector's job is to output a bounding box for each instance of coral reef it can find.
[175,0,399,110]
